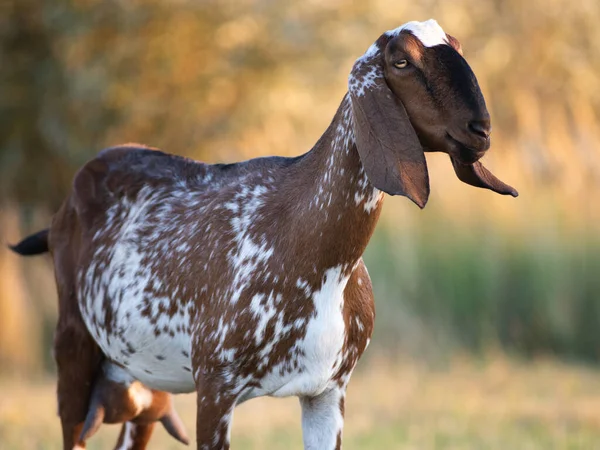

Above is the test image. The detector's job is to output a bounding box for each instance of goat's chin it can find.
[453,149,486,165]
[445,135,487,165]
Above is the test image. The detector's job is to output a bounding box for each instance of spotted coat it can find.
[43,19,491,450]
[53,92,378,449]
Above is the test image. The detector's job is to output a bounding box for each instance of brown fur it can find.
[10,22,518,450]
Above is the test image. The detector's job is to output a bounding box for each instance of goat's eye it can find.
[393,60,409,69]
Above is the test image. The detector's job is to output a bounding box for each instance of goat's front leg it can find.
[113,422,155,450]
[300,386,346,450]
[195,375,237,450]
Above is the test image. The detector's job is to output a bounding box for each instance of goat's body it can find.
[49,95,378,448]
[10,20,517,449]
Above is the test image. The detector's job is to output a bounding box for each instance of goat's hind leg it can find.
[114,422,155,450]
[54,315,102,449]
[300,386,347,450]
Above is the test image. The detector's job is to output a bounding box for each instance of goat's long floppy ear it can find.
[350,57,429,208]
[450,157,518,197]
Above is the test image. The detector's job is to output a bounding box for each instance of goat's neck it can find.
[289,94,384,273]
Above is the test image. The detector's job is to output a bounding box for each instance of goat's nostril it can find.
[468,120,491,139]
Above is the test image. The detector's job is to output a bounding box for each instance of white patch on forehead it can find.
[354,19,448,68]
[386,19,448,48]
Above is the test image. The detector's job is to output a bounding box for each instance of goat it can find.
[79,360,189,447]
[10,19,517,450]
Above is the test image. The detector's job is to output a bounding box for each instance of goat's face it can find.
[383,30,489,164]
[349,20,517,208]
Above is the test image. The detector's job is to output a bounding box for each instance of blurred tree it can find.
[1,0,600,373]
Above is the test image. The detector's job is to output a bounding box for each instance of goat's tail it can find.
[9,229,49,256]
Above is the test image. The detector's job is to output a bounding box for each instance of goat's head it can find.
[349,19,518,208]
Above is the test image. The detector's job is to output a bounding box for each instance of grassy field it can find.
[2,357,600,449]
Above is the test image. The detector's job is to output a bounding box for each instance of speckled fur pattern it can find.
[74,94,376,396]
[42,19,470,450]
[348,19,449,99]
[10,17,518,449]
[52,93,377,449]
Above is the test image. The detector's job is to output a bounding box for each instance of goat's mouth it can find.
[445,133,488,165]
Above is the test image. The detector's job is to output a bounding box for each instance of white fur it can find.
[116,422,134,450]
[228,266,350,404]
[300,387,345,450]
[268,266,348,398]
[129,381,154,415]
[362,188,383,213]
[104,361,135,384]
[355,19,448,69]
[387,19,448,48]
[80,192,195,393]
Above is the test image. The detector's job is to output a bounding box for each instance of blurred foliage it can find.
[365,223,600,362]
[2,0,599,208]
[0,0,599,374]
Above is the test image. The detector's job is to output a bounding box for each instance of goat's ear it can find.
[350,66,430,208]
[445,34,463,55]
[450,157,518,197]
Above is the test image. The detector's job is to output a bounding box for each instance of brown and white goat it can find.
[79,360,189,448]
[11,20,517,450]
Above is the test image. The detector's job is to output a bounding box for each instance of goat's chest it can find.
[267,291,348,398]
[196,266,352,400]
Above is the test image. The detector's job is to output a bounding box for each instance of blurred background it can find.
[1,0,599,448]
